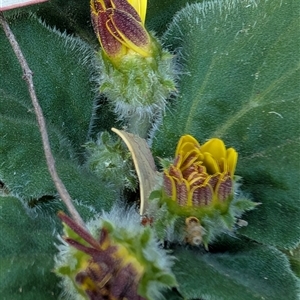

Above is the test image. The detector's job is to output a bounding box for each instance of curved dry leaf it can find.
[111,128,157,215]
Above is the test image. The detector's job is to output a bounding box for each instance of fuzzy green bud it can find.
[85,131,137,191]
[55,206,177,300]
[91,0,177,138]
[97,39,176,138]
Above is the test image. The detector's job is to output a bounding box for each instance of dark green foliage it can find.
[283,247,300,278]
[0,196,61,300]
[147,0,203,35]
[171,236,300,300]
[0,115,117,213]
[36,0,96,44]
[1,13,97,157]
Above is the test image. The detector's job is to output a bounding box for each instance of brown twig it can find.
[0,12,85,228]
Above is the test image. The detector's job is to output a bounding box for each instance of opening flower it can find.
[91,0,151,60]
[163,135,238,209]
[149,135,256,246]
[55,207,176,300]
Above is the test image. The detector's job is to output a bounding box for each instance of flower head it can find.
[163,135,238,209]
[148,135,256,247]
[91,0,151,60]
[55,207,176,299]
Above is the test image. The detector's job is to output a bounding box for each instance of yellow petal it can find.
[180,143,198,156]
[226,148,238,175]
[180,149,202,171]
[188,173,206,187]
[127,0,147,24]
[173,154,183,168]
[202,152,220,174]
[175,135,200,157]
[219,157,226,173]
[200,138,226,161]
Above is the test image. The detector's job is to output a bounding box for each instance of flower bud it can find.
[91,0,177,138]
[85,131,137,191]
[55,207,177,299]
[91,0,151,60]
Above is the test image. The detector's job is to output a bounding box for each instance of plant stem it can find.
[127,114,151,139]
[0,12,85,228]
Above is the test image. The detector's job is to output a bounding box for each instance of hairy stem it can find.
[0,12,85,228]
[127,114,152,139]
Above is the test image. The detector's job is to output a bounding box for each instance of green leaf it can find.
[0,196,60,299]
[0,116,116,214]
[172,237,300,300]
[36,0,95,42]
[0,13,96,157]
[0,115,71,198]
[146,0,203,36]
[282,247,300,278]
[153,0,300,248]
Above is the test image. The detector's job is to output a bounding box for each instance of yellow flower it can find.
[127,0,147,24]
[151,135,254,246]
[90,0,151,60]
[163,135,238,208]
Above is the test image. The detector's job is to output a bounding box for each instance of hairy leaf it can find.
[0,14,96,157]
[0,116,116,213]
[146,0,202,35]
[0,196,60,299]
[172,237,300,300]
